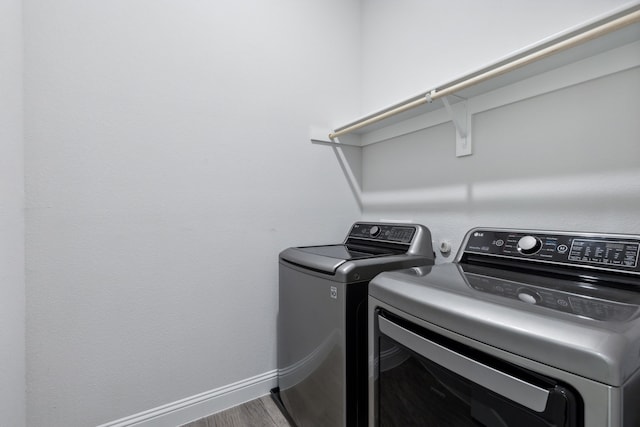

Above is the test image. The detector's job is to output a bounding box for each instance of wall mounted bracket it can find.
[440,94,472,157]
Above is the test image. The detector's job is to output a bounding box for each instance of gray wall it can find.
[362,68,640,257]
[360,0,634,112]
[0,0,25,426]
[24,1,361,426]
[359,0,640,259]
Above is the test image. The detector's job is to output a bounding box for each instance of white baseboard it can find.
[96,370,278,427]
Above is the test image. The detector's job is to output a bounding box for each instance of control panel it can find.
[349,223,416,244]
[462,229,640,275]
[465,273,639,322]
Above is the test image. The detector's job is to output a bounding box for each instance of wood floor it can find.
[180,396,292,427]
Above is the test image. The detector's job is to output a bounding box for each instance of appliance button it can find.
[495,239,504,247]
[517,288,541,304]
[370,225,381,237]
[517,236,542,255]
[518,293,537,304]
[557,244,569,253]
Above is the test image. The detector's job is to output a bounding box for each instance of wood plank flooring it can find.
[180,396,292,427]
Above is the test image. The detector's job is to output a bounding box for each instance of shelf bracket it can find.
[441,94,472,157]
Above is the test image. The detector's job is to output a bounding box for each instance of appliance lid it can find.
[296,244,399,260]
[369,263,640,386]
[279,244,402,275]
[279,245,431,279]
[279,246,349,274]
[279,222,436,276]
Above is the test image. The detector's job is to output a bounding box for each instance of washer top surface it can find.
[279,222,435,281]
[296,244,398,261]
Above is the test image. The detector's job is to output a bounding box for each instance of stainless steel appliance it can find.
[369,228,640,427]
[275,222,435,427]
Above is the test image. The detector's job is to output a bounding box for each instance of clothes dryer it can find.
[369,228,640,427]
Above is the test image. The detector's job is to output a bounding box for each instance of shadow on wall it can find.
[359,168,640,212]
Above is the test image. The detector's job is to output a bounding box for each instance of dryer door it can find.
[373,310,582,427]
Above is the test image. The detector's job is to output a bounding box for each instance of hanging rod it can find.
[328,7,640,141]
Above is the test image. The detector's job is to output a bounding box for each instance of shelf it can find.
[314,4,640,154]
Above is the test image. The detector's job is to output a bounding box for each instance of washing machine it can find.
[274,222,435,427]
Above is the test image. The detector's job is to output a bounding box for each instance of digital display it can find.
[569,239,639,268]
[388,227,415,242]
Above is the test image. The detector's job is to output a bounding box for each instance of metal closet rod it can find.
[329,7,640,141]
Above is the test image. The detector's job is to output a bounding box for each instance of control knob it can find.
[517,235,542,255]
[369,225,381,237]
